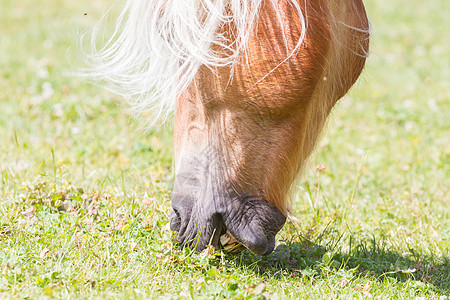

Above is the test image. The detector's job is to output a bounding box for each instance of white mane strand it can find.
[81,0,306,124]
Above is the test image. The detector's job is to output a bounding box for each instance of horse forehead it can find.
[194,1,331,112]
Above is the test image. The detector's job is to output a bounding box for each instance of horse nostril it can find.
[170,209,181,232]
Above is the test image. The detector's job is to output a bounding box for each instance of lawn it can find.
[0,0,449,298]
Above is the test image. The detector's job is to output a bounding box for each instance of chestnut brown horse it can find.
[85,0,370,255]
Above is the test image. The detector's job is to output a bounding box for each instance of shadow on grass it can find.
[229,236,449,295]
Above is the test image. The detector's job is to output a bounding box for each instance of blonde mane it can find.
[81,0,306,124]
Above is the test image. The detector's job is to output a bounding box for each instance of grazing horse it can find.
[85,0,370,255]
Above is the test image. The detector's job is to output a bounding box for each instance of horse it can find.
[84,0,370,255]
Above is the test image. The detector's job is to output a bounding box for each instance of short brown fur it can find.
[175,0,370,214]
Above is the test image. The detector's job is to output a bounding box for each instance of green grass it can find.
[0,0,449,298]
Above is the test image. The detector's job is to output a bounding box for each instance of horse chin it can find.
[221,198,286,255]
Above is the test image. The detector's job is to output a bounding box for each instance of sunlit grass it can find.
[0,0,449,298]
